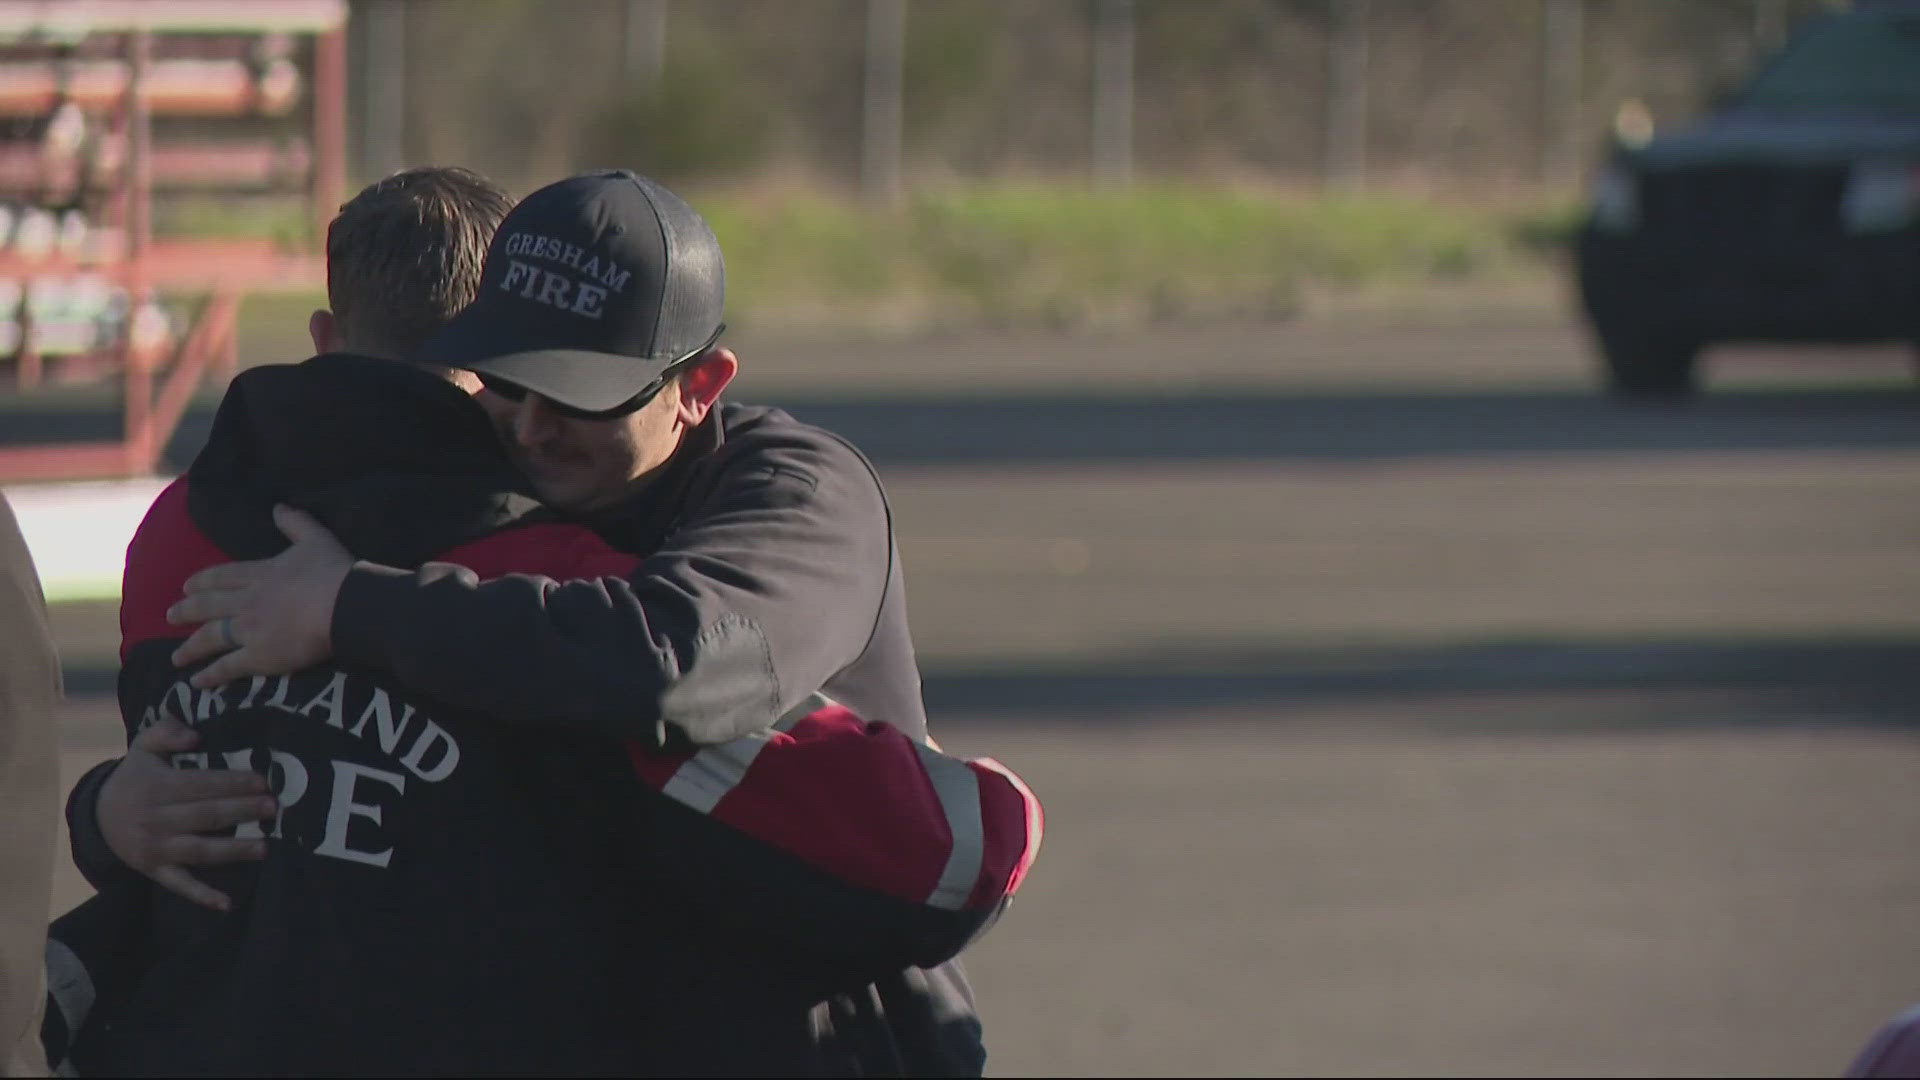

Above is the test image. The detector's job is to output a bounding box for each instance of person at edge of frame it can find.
[52,167,1040,1077]
[1,490,61,1080]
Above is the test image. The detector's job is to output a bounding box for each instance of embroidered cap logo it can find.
[495,231,636,319]
[418,170,727,415]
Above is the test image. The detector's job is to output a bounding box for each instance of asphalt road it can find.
[41,313,1920,1076]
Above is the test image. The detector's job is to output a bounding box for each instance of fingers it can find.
[131,716,201,754]
[189,649,258,691]
[156,833,270,868]
[156,765,271,800]
[171,618,235,669]
[180,560,261,596]
[99,736,277,912]
[272,503,326,543]
[167,588,246,629]
[150,865,235,913]
[152,794,278,835]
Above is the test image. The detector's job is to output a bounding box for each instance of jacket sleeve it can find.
[628,694,1044,979]
[329,438,1046,973]
[64,758,144,893]
[331,434,891,749]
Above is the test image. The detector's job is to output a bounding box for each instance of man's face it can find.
[477,381,685,513]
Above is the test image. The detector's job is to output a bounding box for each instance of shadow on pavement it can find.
[59,635,1920,731]
[4,387,1918,474]
[917,637,1920,729]
[772,389,1920,466]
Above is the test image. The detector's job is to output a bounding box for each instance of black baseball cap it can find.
[420,169,726,413]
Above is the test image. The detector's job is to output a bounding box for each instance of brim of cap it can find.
[459,348,676,413]
[421,311,674,413]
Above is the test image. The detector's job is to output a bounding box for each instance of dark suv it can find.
[1574,0,1920,395]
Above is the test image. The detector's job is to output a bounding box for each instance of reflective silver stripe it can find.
[914,743,984,911]
[45,936,95,1043]
[777,691,834,732]
[657,692,838,814]
[659,732,772,814]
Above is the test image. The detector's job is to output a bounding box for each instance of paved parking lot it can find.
[43,314,1920,1076]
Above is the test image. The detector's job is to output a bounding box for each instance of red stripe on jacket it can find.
[628,705,1042,912]
[635,707,953,906]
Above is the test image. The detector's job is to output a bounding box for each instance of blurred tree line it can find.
[344,0,1842,199]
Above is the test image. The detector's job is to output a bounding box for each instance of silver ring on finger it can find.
[219,616,238,650]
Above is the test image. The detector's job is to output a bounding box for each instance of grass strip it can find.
[166,183,1572,343]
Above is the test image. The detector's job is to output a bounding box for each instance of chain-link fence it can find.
[345,0,1842,199]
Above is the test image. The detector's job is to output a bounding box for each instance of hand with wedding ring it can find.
[168,504,353,686]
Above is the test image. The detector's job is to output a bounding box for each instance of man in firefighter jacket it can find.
[53,169,1040,1076]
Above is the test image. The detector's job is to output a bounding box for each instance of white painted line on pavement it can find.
[4,477,172,602]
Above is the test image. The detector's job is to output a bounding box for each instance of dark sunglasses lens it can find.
[478,375,526,402]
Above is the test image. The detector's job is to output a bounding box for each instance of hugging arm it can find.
[328,437,891,749]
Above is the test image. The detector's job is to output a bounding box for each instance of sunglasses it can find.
[475,324,725,422]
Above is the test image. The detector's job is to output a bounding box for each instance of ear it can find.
[673,348,738,428]
[308,309,337,355]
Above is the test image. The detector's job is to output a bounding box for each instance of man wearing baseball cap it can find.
[419,169,744,524]
[161,170,1033,1076]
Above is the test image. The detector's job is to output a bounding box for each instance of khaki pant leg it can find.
[0,493,62,1078]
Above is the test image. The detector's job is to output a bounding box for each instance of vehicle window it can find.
[1732,15,1920,118]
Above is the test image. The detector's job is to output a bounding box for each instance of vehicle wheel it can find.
[1595,326,1700,397]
